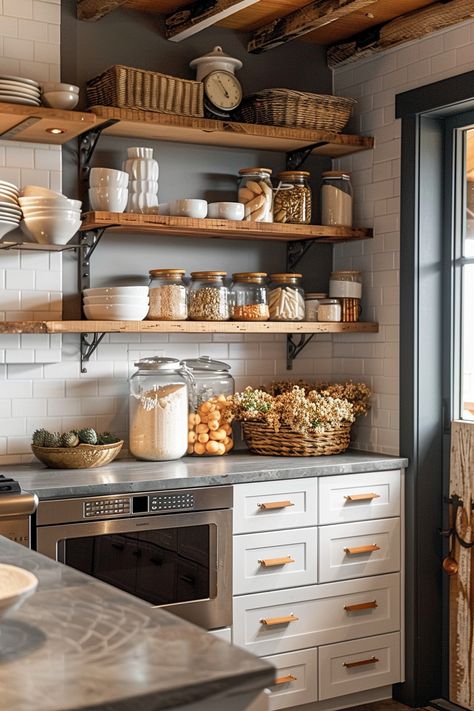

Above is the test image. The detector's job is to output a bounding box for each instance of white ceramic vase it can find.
[123,147,159,214]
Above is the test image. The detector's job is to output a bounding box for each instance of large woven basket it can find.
[242,422,351,457]
[238,89,356,132]
[31,441,123,469]
[86,64,204,117]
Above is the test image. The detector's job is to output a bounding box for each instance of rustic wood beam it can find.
[166,0,260,42]
[248,0,378,54]
[77,0,128,21]
[328,0,474,68]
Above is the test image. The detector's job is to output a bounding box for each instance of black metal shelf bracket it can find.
[286,141,330,171]
[287,333,315,370]
[78,119,120,206]
[286,239,316,271]
[79,228,107,293]
[81,332,106,373]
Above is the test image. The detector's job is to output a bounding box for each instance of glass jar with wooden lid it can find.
[269,273,305,321]
[148,269,188,320]
[321,171,353,226]
[188,271,230,321]
[329,270,362,299]
[230,272,269,321]
[237,167,273,223]
[273,170,312,224]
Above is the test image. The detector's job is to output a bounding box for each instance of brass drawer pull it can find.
[258,500,294,510]
[260,614,299,626]
[343,656,379,669]
[259,556,295,567]
[344,600,378,612]
[274,674,297,685]
[344,544,380,555]
[344,493,380,502]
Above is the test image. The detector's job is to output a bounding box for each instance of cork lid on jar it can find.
[270,273,303,283]
[190,271,227,279]
[277,171,310,179]
[321,171,351,179]
[238,167,272,175]
[232,272,268,282]
[149,269,185,277]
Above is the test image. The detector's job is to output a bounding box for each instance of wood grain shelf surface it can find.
[80,211,373,243]
[0,320,379,335]
[0,103,100,144]
[89,106,374,157]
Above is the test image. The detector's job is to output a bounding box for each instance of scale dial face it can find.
[203,70,243,112]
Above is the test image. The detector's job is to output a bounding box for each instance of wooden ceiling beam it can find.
[248,0,378,53]
[77,0,128,21]
[166,0,260,41]
[328,0,474,67]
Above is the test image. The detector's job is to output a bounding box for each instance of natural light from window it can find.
[462,129,474,420]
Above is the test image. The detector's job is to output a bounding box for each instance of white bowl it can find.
[83,303,149,321]
[0,180,19,192]
[83,295,149,304]
[208,201,245,221]
[42,81,79,94]
[22,209,81,221]
[0,564,38,619]
[89,167,129,189]
[20,185,67,198]
[42,91,79,110]
[83,286,149,297]
[89,187,128,212]
[21,213,81,245]
[20,199,82,212]
[0,221,19,239]
[170,198,207,219]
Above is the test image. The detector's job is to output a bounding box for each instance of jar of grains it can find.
[273,170,312,224]
[230,272,269,321]
[304,292,328,321]
[317,298,342,322]
[188,271,230,321]
[147,268,188,320]
[269,273,305,321]
[321,171,353,227]
[238,168,273,222]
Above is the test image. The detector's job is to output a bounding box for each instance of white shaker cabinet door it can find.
[319,470,401,524]
[263,648,318,710]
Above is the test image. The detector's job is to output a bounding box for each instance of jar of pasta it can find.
[237,168,273,222]
[230,272,269,321]
[273,170,312,224]
[147,269,188,320]
[268,273,305,321]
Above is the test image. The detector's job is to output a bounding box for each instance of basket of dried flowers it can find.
[226,381,371,457]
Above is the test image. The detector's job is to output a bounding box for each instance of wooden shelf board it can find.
[80,211,372,243]
[0,320,379,335]
[89,106,374,158]
[0,103,100,144]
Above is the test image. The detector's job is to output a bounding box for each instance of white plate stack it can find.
[0,180,21,239]
[82,286,149,321]
[0,74,41,106]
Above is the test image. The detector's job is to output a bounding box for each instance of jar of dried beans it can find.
[273,170,312,224]
[269,273,305,321]
[237,168,273,222]
[188,271,230,321]
[147,268,188,320]
[230,272,269,321]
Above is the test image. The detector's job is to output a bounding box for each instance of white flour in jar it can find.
[129,383,188,461]
[321,184,352,226]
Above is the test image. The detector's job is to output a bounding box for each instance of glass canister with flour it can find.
[129,357,192,461]
[321,171,353,227]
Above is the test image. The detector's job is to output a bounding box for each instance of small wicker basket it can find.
[31,441,123,469]
[238,88,356,132]
[242,422,351,457]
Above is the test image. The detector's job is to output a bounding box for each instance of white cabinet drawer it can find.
[319,470,401,524]
[263,648,318,711]
[233,527,318,595]
[319,518,400,583]
[232,574,400,657]
[233,478,318,533]
[318,632,401,700]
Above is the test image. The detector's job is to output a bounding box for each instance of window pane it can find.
[462,265,474,420]
[466,128,474,257]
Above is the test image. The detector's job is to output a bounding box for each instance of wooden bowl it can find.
[31,441,123,469]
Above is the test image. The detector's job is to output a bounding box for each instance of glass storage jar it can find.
[182,356,235,457]
[304,292,328,321]
[129,357,192,462]
[273,170,312,224]
[269,273,305,321]
[329,270,362,299]
[147,268,188,320]
[321,171,353,227]
[317,298,342,322]
[237,168,273,222]
[230,272,269,321]
[188,271,230,321]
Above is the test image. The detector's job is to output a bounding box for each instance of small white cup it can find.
[170,198,208,219]
[89,187,128,212]
[90,168,129,188]
[208,202,245,221]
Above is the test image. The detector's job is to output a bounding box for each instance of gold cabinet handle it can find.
[260,614,299,626]
[343,656,379,669]
[258,500,294,510]
[274,675,297,685]
[344,493,380,502]
[344,600,378,612]
[344,544,380,555]
[258,556,294,567]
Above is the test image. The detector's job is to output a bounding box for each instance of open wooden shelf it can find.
[80,211,372,243]
[0,102,100,144]
[0,320,379,335]
[89,106,374,158]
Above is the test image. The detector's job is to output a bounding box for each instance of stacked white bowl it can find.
[19,186,82,245]
[89,168,129,212]
[0,180,21,239]
[83,286,149,321]
[41,81,79,110]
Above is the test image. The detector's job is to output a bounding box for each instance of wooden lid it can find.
[232,272,268,281]
[149,269,185,277]
[238,167,272,175]
[277,171,310,179]
[270,273,302,280]
[190,271,227,278]
[321,171,351,178]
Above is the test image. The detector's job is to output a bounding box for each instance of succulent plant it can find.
[78,427,98,445]
[43,431,61,448]
[97,431,120,445]
[32,428,49,447]
[61,431,80,448]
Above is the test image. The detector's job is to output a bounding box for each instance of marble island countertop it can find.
[1,450,408,500]
[0,537,274,711]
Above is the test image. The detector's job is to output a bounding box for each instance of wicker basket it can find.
[242,422,351,457]
[31,441,123,469]
[86,65,204,118]
[238,89,356,132]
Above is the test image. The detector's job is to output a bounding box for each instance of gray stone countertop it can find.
[1,450,408,500]
[0,537,274,711]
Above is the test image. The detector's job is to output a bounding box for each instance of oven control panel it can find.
[150,493,195,511]
[84,498,130,517]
